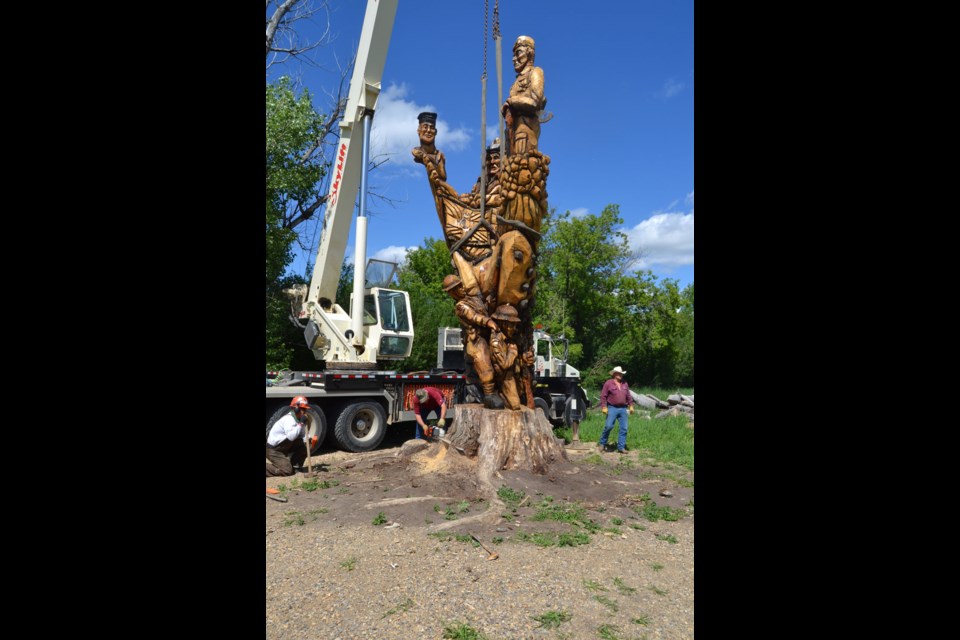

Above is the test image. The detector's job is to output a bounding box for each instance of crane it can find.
[284,0,409,368]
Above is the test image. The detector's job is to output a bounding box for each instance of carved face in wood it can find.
[417,122,437,147]
[512,43,533,74]
[488,151,501,179]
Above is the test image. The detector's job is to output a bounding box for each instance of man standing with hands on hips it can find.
[598,366,634,454]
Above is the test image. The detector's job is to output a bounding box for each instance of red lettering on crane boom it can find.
[329,143,347,207]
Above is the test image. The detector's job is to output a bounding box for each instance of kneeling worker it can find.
[266,396,311,477]
[413,387,447,440]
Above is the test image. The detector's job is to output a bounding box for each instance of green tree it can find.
[673,282,694,386]
[396,238,458,371]
[265,77,330,369]
[534,205,638,380]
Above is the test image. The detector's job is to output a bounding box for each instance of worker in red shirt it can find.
[598,366,634,453]
[413,387,448,440]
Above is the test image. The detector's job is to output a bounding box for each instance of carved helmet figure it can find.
[443,274,463,292]
[491,304,520,325]
[514,35,535,52]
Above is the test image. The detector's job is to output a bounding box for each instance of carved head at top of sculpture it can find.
[513,35,535,73]
[417,112,438,148]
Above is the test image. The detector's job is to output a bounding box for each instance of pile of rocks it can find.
[630,391,694,421]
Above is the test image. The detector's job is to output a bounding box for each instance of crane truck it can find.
[265,0,464,453]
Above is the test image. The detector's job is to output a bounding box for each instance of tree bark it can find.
[448,403,567,491]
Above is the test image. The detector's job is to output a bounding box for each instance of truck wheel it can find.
[564,395,586,428]
[534,397,551,421]
[333,401,387,452]
[265,404,327,455]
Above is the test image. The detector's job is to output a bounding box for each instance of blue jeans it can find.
[600,406,629,451]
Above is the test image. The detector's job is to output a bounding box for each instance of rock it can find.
[659,489,673,498]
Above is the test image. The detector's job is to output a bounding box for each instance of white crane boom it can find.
[308,0,399,304]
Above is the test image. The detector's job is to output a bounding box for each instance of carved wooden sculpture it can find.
[413,34,551,413]
[409,35,568,510]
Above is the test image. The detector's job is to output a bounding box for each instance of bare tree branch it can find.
[266,0,300,56]
[266,0,333,72]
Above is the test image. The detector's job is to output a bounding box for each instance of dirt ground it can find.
[266,425,694,640]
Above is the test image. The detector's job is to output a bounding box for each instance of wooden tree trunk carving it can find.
[449,404,567,485]
[413,34,562,488]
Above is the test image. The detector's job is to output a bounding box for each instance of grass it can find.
[556,408,694,470]
[282,511,305,527]
[287,477,340,491]
[630,523,647,530]
[650,563,664,572]
[382,598,414,618]
[372,512,387,525]
[441,622,488,640]
[433,500,473,521]
[531,609,572,629]
[583,579,608,592]
[515,531,590,547]
[611,517,623,525]
[638,502,686,522]
[428,533,478,546]
[597,623,622,639]
[281,508,328,526]
[655,533,678,544]
[613,577,636,594]
[532,501,588,524]
[632,614,651,625]
[593,595,619,613]
[647,585,668,596]
[340,557,357,571]
[497,485,526,506]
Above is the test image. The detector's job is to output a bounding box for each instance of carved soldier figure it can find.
[443,274,504,410]
[502,36,546,155]
[489,304,525,410]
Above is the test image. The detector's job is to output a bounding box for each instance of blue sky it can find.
[268,0,694,291]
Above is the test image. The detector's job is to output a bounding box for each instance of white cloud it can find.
[370,83,472,161]
[568,207,590,218]
[685,191,694,206]
[626,211,694,268]
[659,78,685,98]
[371,245,416,266]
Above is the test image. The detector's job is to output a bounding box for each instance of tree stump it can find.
[448,403,568,491]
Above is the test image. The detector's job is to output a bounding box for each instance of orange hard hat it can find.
[290,396,310,410]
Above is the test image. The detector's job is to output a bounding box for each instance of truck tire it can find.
[534,397,551,422]
[265,404,327,455]
[333,401,387,452]
[564,395,587,428]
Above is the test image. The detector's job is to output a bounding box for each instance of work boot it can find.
[483,394,505,410]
